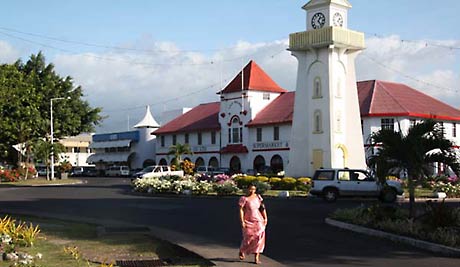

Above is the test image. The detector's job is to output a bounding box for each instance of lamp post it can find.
[50,97,69,180]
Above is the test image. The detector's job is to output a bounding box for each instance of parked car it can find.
[82,166,98,177]
[132,166,155,178]
[36,166,48,177]
[310,168,404,203]
[195,166,216,175]
[70,167,84,177]
[105,166,130,177]
[135,165,184,179]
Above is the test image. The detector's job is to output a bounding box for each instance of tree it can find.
[369,120,460,217]
[32,139,64,180]
[167,143,193,170]
[0,52,103,164]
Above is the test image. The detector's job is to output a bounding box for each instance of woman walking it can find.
[238,184,268,264]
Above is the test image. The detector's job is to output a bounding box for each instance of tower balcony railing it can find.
[289,26,365,50]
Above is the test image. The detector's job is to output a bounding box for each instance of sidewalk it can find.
[3,209,284,267]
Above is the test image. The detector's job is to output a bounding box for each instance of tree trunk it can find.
[408,176,415,218]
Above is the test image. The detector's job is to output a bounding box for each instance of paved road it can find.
[0,177,459,267]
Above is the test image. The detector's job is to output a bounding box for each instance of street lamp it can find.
[50,97,70,180]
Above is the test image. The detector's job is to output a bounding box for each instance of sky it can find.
[0,0,459,133]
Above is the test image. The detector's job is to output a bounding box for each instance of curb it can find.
[325,218,460,257]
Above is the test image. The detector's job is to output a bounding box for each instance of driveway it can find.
[0,177,458,266]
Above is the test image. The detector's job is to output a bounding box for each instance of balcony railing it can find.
[289,27,365,50]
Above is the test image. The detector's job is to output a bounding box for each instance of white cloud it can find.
[1,33,457,133]
[0,41,20,63]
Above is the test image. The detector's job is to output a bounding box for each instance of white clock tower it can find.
[287,0,367,177]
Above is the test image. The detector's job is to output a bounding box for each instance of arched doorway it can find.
[209,157,219,168]
[143,159,155,168]
[253,155,266,173]
[270,155,284,173]
[159,158,167,165]
[230,156,241,174]
[170,158,176,166]
[334,144,347,168]
[184,157,191,163]
[195,157,205,167]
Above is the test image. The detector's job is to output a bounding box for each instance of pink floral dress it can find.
[239,195,265,254]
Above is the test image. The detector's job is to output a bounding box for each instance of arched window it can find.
[208,157,219,168]
[143,159,155,168]
[253,155,266,173]
[229,116,243,144]
[270,155,284,173]
[314,110,323,133]
[195,157,205,167]
[313,76,322,98]
[230,156,241,174]
[159,158,167,165]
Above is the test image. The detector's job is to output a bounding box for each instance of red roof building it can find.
[153,60,460,175]
[219,60,287,94]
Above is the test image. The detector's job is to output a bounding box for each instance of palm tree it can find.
[369,119,460,217]
[167,143,193,170]
[32,139,64,180]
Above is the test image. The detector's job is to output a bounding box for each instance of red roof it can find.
[153,102,220,135]
[219,60,287,94]
[155,80,460,135]
[220,144,249,154]
[247,92,295,127]
[358,80,460,120]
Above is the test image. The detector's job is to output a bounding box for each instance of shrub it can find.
[181,160,195,175]
[296,177,312,191]
[214,174,231,184]
[196,173,212,182]
[279,177,297,190]
[234,175,257,189]
[268,177,282,189]
[58,161,72,173]
[256,176,269,183]
[214,180,239,196]
[0,169,20,182]
[252,180,271,195]
[421,200,460,229]
[192,180,213,195]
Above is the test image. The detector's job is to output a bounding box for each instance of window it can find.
[74,147,80,153]
[229,117,243,143]
[381,118,394,130]
[314,110,322,133]
[197,132,202,145]
[256,128,262,142]
[172,135,177,145]
[410,119,417,128]
[211,131,216,144]
[440,122,445,136]
[453,124,457,138]
[263,93,270,100]
[313,77,322,98]
[161,136,165,147]
[184,133,189,144]
[274,126,280,141]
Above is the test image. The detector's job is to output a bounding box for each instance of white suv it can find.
[310,168,404,202]
[105,166,130,177]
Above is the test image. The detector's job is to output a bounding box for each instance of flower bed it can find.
[132,173,312,196]
[331,202,460,248]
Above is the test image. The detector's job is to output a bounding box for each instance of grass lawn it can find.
[0,177,82,187]
[0,214,212,267]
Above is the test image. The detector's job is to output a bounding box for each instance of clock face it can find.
[311,12,326,29]
[333,12,344,27]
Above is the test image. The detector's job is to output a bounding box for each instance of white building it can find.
[87,106,160,172]
[59,133,94,167]
[153,60,460,177]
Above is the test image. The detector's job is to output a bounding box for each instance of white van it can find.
[105,166,130,177]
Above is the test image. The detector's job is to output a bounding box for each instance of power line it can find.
[364,32,460,51]
[361,54,458,93]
